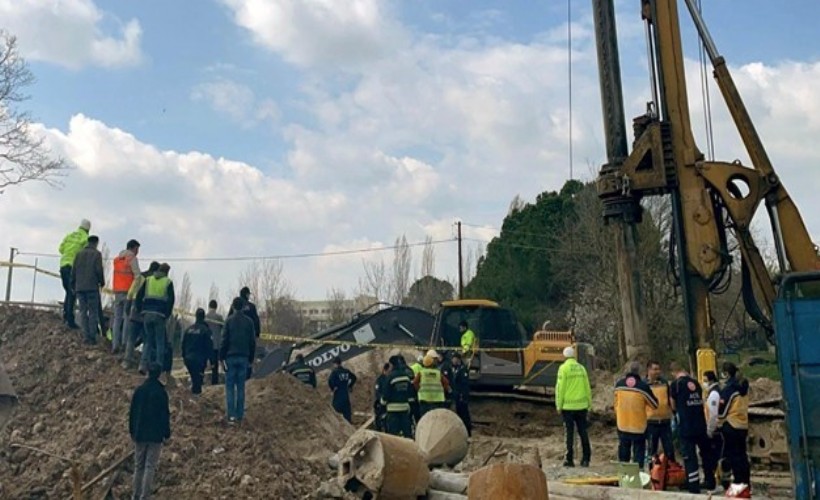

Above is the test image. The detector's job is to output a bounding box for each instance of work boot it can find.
[580,460,590,467]
[562,460,574,467]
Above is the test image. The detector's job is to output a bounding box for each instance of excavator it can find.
[255,299,587,396]
[592,0,819,496]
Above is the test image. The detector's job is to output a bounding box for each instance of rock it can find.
[32,422,45,434]
[240,474,255,487]
[212,446,225,455]
[169,452,180,463]
[10,429,22,441]
[313,479,345,499]
[9,448,28,464]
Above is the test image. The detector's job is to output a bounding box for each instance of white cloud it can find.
[219,0,404,67]
[0,0,143,69]
[191,79,280,127]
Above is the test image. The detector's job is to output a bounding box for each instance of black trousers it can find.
[618,431,647,468]
[210,349,220,385]
[60,266,76,325]
[334,399,352,423]
[385,411,412,438]
[647,421,675,461]
[419,401,446,419]
[184,357,206,394]
[455,398,472,436]
[721,426,750,485]
[562,410,591,463]
[679,434,717,493]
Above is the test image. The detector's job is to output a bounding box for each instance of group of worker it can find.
[556,347,752,495]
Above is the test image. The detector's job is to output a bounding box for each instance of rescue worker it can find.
[703,370,723,489]
[328,357,357,423]
[439,352,454,409]
[129,363,170,500]
[205,300,224,385]
[136,263,175,376]
[392,355,420,429]
[450,352,472,436]
[413,353,451,418]
[614,361,658,468]
[123,262,159,370]
[287,354,317,388]
[670,364,716,494]
[220,297,257,424]
[459,320,476,355]
[381,356,413,438]
[555,346,591,467]
[374,363,391,432]
[112,239,141,356]
[410,355,423,375]
[71,235,104,345]
[58,219,90,329]
[182,308,214,395]
[718,362,750,491]
[646,360,675,461]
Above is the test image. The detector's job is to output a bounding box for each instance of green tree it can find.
[404,276,454,313]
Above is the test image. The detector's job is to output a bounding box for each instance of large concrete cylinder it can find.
[468,463,549,500]
[415,409,469,466]
[337,430,429,500]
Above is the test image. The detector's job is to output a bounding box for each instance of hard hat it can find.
[426,349,440,360]
[416,354,424,363]
[563,346,575,359]
[79,219,91,231]
[423,355,434,367]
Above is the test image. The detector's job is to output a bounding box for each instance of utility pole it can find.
[457,221,464,299]
[5,247,17,303]
[31,258,38,303]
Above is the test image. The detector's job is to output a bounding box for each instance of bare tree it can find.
[239,259,296,334]
[360,258,389,302]
[420,236,435,277]
[391,235,412,304]
[464,243,484,285]
[208,282,220,302]
[176,271,193,315]
[327,287,348,324]
[0,31,67,193]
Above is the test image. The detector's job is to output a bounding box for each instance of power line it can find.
[17,238,454,263]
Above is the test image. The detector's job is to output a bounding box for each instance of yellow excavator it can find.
[592,0,819,492]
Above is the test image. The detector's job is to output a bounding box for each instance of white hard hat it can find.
[563,346,575,359]
[79,219,91,231]
[416,354,424,363]
[426,349,440,360]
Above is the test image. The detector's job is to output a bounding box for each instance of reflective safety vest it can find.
[461,329,476,353]
[418,367,445,403]
[410,362,422,375]
[112,255,135,293]
[383,374,412,413]
[145,276,171,300]
[646,378,673,422]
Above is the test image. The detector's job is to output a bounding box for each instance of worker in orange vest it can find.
[112,239,141,356]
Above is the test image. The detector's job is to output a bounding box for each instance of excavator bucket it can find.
[254,305,435,378]
[0,362,18,431]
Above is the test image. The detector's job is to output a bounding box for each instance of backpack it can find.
[650,453,685,491]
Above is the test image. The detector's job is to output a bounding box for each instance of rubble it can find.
[0,306,353,498]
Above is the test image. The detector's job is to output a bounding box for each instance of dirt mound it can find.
[0,306,352,499]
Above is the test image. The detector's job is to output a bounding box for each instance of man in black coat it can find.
[129,363,170,500]
[451,352,472,436]
[182,308,214,395]
[328,356,357,423]
[220,297,257,424]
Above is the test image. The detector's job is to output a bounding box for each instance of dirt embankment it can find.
[0,306,352,499]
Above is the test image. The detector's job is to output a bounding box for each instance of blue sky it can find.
[2,0,820,307]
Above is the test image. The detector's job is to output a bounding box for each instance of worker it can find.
[718,362,751,492]
[220,297,257,425]
[669,363,716,494]
[374,363,391,432]
[614,361,658,468]
[413,353,450,418]
[450,352,472,436]
[71,235,104,345]
[439,352,454,409]
[229,286,261,338]
[182,308,214,395]
[459,320,476,355]
[123,262,159,370]
[645,360,675,461]
[129,363,170,500]
[555,346,592,467]
[287,354,317,388]
[703,370,724,488]
[392,355,420,428]
[135,263,175,377]
[410,355,423,375]
[111,239,141,356]
[205,300,224,385]
[381,356,413,438]
[328,356,357,423]
[58,219,90,329]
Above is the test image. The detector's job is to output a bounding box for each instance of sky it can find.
[1,0,820,308]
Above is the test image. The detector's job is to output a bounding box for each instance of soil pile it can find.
[0,306,352,499]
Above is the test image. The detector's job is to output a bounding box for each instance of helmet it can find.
[423,355,435,368]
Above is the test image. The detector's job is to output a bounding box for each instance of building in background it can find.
[297,295,376,333]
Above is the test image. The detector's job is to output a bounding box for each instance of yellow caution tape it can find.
[0,261,61,279]
[257,332,530,353]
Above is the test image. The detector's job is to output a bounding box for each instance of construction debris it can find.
[415,408,469,466]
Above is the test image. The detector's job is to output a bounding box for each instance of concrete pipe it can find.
[415,409,469,466]
[468,463,548,500]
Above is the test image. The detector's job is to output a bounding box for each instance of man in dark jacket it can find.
[135,264,175,377]
[129,363,170,500]
[373,363,391,432]
[71,235,104,345]
[228,286,261,338]
[380,356,413,438]
[182,308,214,395]
[451,353,472,436]
[287,354,317,388]
[220,297,257,424]
[328,356,357,423]
[670,364,716,494]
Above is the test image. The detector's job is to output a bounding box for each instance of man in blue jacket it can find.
[129,363,170,500]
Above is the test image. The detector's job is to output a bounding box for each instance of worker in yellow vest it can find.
[410,355,423,375]
[645,360,676,462]
[412,352,451,418]
[459,321,476,355]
